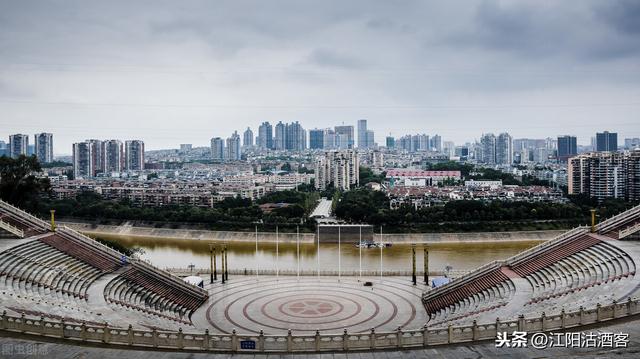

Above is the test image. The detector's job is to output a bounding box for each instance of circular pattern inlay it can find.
[203,277,427,335]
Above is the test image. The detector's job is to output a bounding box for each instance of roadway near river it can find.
[94,233,543,273]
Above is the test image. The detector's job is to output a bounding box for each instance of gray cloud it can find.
[0,0,638,154]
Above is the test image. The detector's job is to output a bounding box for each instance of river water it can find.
[96,234,542,273]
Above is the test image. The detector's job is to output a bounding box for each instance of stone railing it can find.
[0,199,50,231]
[597,203,640,233]
[164,267,469,279]
[0,219,24,238]
[1,298,638,353]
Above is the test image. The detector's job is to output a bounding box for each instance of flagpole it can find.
[317,225,320,278]
[338,226,341,283]
[297,225,300,281]
[276,225,279,281]
[255,225,259,282]
[359,225,362,282]
[379,225,383,284]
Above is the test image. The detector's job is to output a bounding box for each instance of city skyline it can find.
[1,1,639,153]
[2,124,637,156]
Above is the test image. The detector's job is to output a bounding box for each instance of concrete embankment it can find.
[61,221,564,244]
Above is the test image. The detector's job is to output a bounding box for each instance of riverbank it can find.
[61,221,564,244]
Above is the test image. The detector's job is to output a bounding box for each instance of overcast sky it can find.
[1,0,639,154]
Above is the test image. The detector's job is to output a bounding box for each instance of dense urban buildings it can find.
[315,150,359,191]
[72,139,144,177]
[568,149,640,202]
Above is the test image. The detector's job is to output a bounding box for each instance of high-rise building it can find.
[314,150,359,191]
[496,132,513,165]
[625,138,640,149]
[8,134,28,158]
[309,129,325,149]
[0,140,6,157]
[334,125,354,149]
[365,130,375,148]
[257,122,273,149]
[243,127,254,148]
[596,131,618,152]
[210,137,225,161]
[86,139,103,174]
[357,119,368,148]
[124,140,145,171]
[274,121,286,150]
[285,121,306,151]
[568,151,632,201]
[323,129,337,149]
[443,141,455,158]
[179,144,192,153]
[480,133,496,164]
[386,136,395,149]
[102,140,124,173]
[557,135,578,163]
[72,142,93,178]
[226,131,241,161]
[430,135,442,153]
[34,133,53,163]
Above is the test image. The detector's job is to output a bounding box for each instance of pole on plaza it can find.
[424,247,429,285]
[590,209,596,233]
[411,244,417,286]
[379,226,383,284]
[276,225,279,281]
[338,226,341,282]
[209,243,214,284]
[221,246,226,284]
[224,245,229,281]
[317,225,320,278]
[359,225,362,282]
[255,226,259,281]
[297,225,300,281]
[213,245,217,281]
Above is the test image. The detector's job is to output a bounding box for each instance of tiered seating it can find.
[40,234,121,272]
[521,241,635,308]
[422,264,516,326]
[428,278,515,326]
[510,234,601,278]
[0,239,103,300]
[104,266,206,324]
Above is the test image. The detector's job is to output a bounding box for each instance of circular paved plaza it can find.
[193,276,429,334]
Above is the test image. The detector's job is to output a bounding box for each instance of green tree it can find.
[0,155,51,211]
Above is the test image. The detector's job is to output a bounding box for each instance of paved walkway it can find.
[193,276,428,335]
